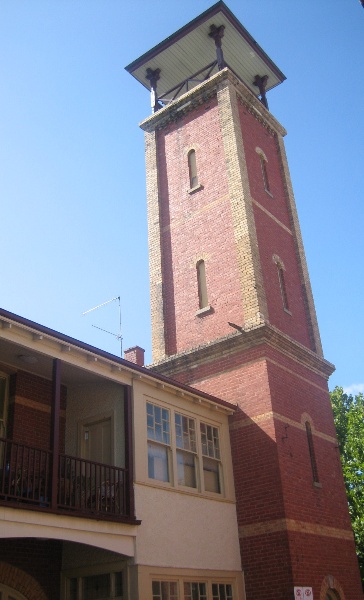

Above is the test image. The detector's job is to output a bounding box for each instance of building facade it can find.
[0,308,243,600]
[0,2,362,600]
[127,2,363,599]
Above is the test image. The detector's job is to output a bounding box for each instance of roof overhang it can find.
[125,1,285,104]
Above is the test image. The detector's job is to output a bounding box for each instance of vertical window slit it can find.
[277,264,289,311]
[305,421,319,483]
[197,260,208,309]
[188,149,198,189]
[260,154,271,193]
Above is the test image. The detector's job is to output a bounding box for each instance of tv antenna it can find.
[82,296,122,356]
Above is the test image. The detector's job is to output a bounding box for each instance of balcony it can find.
[0,437,133,521]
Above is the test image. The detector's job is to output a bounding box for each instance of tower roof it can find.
[125,1,285,105]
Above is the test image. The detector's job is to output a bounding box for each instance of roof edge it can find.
[0,307,236,412]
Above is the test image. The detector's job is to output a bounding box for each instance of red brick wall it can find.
[8,370,66,452]
[0,539,62,600]
[168,345,362,598]
[157,98,244,356]
[238,101,312,349]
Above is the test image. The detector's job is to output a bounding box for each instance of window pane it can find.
[175,414,196,452]
[184,582,207,600]
[188,150,198,188]
[69,578,78,600]
[203,457,220,493]
[153,581,178,600]
[147,403,170,445]
[212,584,233,600]
[200,423,220,459]
[83,573,110,600]
[148,442,169,482]
[177,450,196,488]
[114,572,123,596]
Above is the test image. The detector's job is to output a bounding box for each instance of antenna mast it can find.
[82,296,123,356]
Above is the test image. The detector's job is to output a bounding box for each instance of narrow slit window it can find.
[196,260,208,309]
[277,264,289,311]
[259,154,271,194]
[188,149,198,189]
[305,421,319,483]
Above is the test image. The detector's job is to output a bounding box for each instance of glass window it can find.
[259,154,271,194]
[184,582,207,600]
[188,150,198,189]
[83,573,110,600]
[201,423,221,493]
[147,403,170,444]
[196,261,208,309]
[305,421,319,483]
[147,403,171,482]
[200,423,220,460]
[212,583,233,600]
[148,442,170,482]
[69,578,78,600]
[277,265,289,311]
[114,572,123,597]
[152,581,178,600]
[175,413,197,488]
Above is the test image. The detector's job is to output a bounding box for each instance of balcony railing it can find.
[0,438,130,521]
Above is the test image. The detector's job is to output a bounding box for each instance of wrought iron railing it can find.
[0,438,128,519]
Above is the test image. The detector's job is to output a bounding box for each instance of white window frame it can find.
[146,401,224,496]
[62,562,126,600]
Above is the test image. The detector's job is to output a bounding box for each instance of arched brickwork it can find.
[0,562,48,600]
[320,575,346,600]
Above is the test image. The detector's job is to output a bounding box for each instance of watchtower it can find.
[126,3,362,598]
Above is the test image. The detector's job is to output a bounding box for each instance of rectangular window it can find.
[175,413,197,488]
[305,421,319,483]
[259,155,271,194]
[200,423,221,493]
[83,573,110,600]
[147,403,171,482]
[69,578,78,600]
[184,582,207,600]
[152,581,179,600]
[277,266,289,311]
[212,583,233,600]
[66,571,123,600]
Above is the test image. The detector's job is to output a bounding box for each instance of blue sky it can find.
[0,0,363,394]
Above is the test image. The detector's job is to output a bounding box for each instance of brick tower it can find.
[126,3,362,599]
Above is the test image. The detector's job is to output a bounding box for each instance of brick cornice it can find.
[150,322,335,380]
[139,68,286,137]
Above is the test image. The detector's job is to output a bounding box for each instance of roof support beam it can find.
[146,67,162,113]
[209,24,225,70]
[254,74,269,110]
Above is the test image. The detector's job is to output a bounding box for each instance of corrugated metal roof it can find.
[125,1,285,103]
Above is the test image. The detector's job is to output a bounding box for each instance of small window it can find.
[175,413,197,488]
[326,592,341,600]
[305,421,319,484]
[188,149,198,189]
[197,260,208,309]
[200,423,221,493]
[83,573,110,600]
[152,581,179,600]
[277,264,289,311]
[66,571,123,600]
[212,583,233,600]
[147,403,171,482]
[184,582,207,600]
[259,154,271,194]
